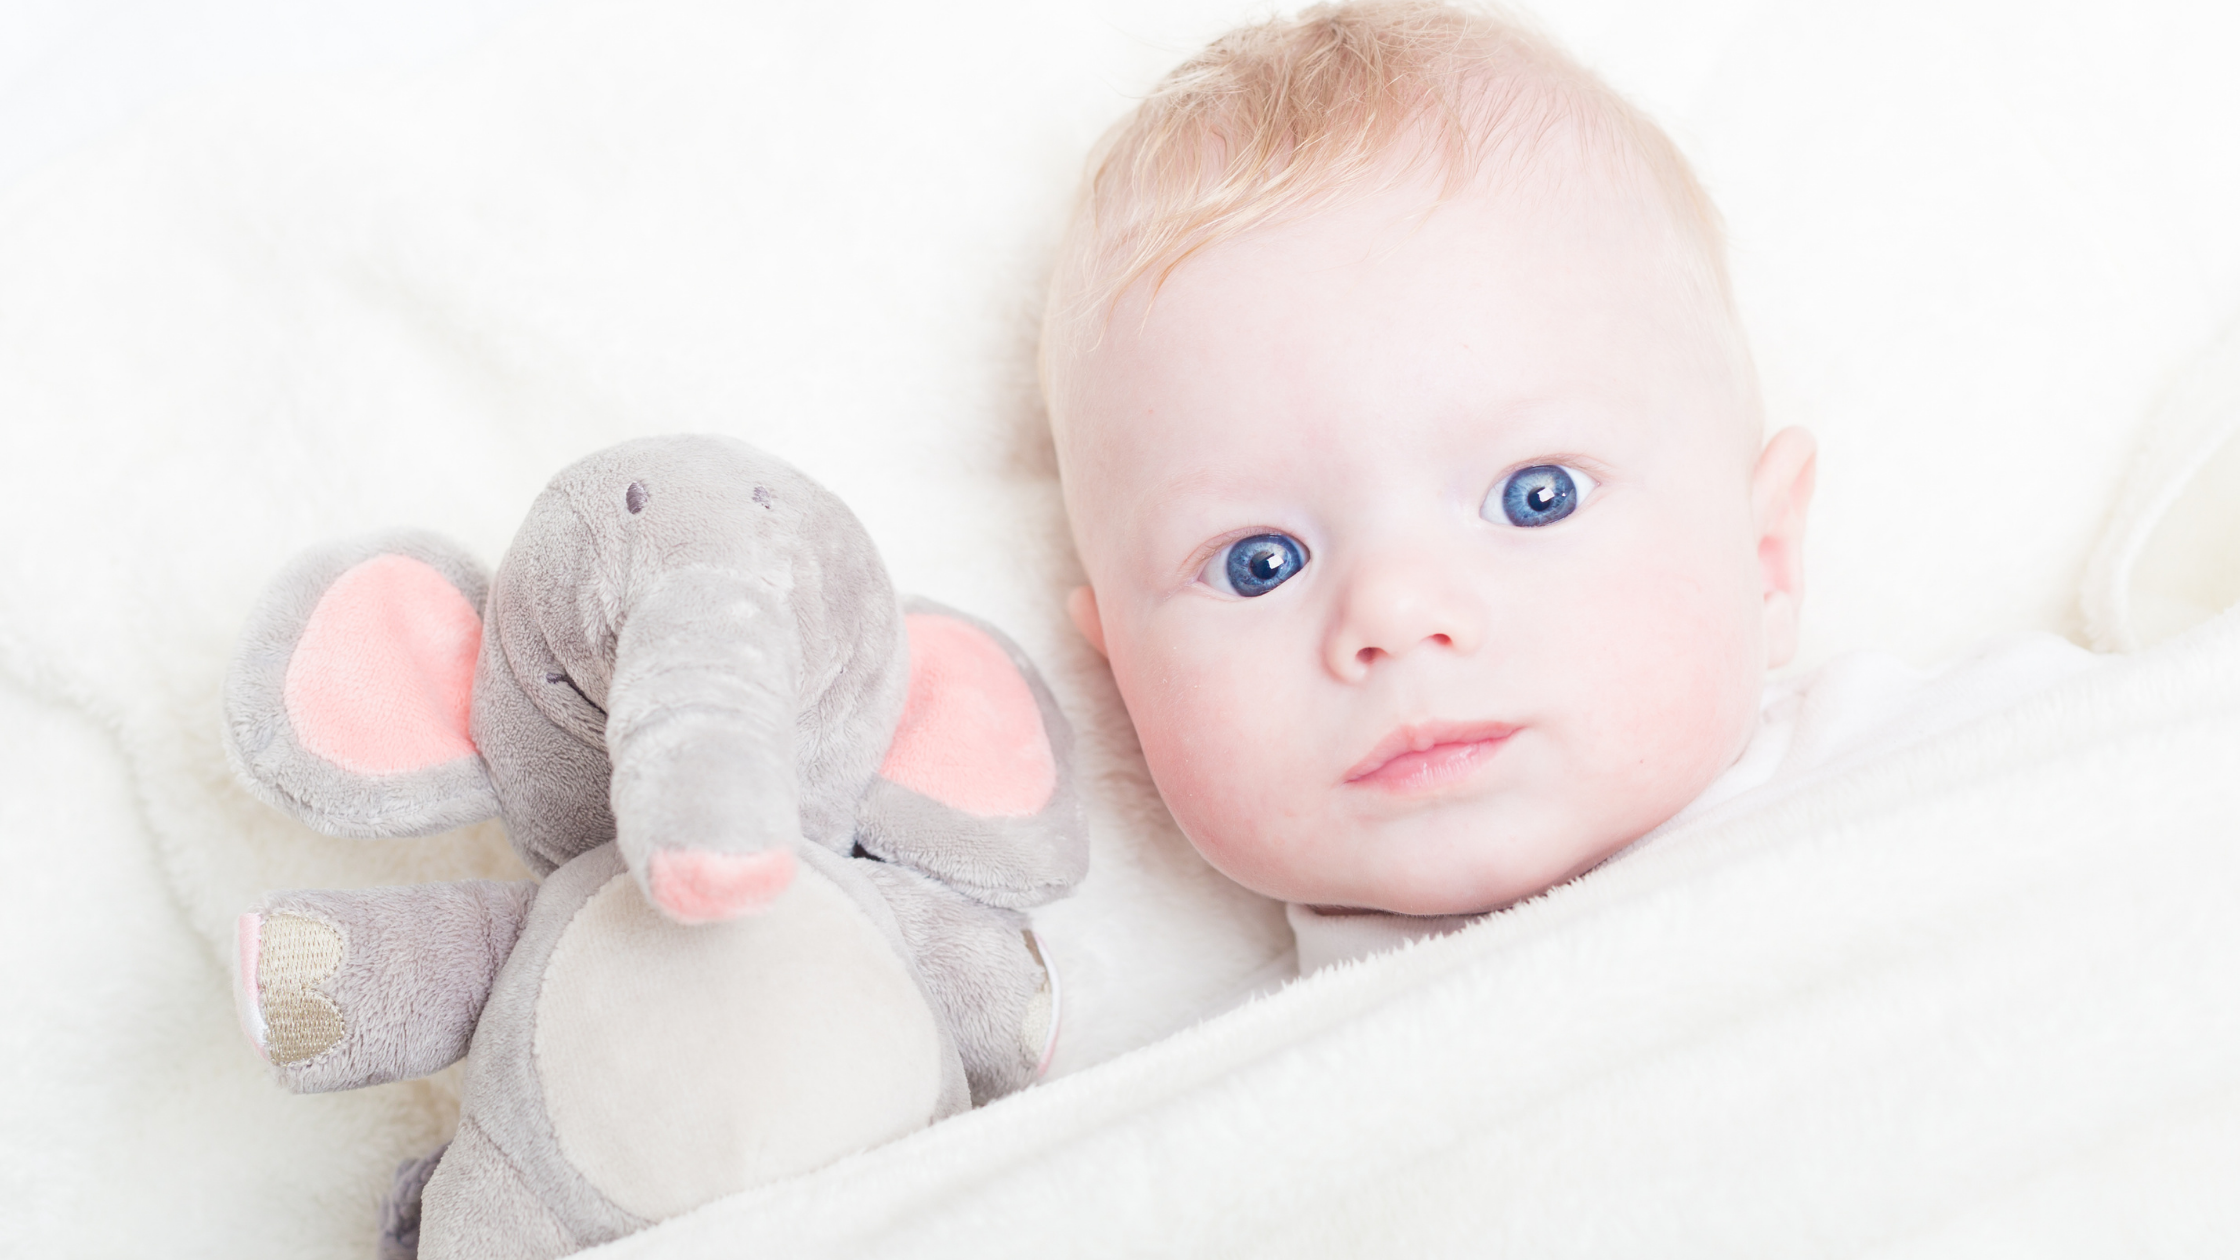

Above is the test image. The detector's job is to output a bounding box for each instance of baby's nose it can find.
[1322,561,1484,681]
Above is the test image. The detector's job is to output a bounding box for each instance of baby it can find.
[1042,2,2087,971]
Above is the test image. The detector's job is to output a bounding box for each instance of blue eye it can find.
[1488,464,1595,527]
[1210,533,1307,597]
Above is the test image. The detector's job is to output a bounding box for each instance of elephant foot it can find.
[377,1143,448,1260]
[234,910,345,1064]
[419,1117,587,1260]
[647,848,796,923]
[1022,928,1061,1076]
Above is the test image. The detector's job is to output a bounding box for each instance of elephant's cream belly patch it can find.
[534,867,942,1222]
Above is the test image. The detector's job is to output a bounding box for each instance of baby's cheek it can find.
[1566,559,1763,808]
[1115,633,1319,893]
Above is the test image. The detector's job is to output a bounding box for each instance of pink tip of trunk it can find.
[648,848,797,923]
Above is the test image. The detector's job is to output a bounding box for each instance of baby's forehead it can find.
[1061,172,1740,441]
[1086,145,1714,349]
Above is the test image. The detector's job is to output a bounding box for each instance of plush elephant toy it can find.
[222,435,1087,1259]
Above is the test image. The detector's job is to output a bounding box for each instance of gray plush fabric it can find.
[223,530,500,838]
[226,437,909,897]
[805,844,974,1121]
[419,1117,583,1260]
[418,842,966,1258]
[226,436,1089,1257]
[474,436,908,891]
[853,599,1089,909]
[467,628,616,879]
[377,1144,449,1260]
[423,846,647,1256]
[861,861,1048,1105]
[260,880,533,1094]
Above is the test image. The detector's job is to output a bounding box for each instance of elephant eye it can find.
[625,482,649,514]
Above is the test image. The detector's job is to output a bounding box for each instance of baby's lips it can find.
[1344,719,1521,783]
[647,848,797,923]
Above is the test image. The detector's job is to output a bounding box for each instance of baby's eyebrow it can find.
[1119,476,1259,538]
[1121,492,1276,574]
[1135,463,1254,499]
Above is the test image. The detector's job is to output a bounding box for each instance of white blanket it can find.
[2,0,2238,1254]
[600,606,2240,1257]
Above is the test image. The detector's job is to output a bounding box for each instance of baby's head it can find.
[1045,1,1816,915]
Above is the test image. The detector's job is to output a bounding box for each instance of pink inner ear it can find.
[284,554,482,775]
[880,613,1056,817]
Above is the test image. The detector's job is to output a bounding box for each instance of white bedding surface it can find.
[1,0,2237,1254]
[0,0,549,192]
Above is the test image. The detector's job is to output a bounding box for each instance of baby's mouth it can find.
[1344,721,1519,793]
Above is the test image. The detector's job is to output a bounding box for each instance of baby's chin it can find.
[1208,796,1668,917]
[1317,853,1598,917]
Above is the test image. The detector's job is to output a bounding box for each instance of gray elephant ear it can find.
[223,531,501,838]
[852,599,1089,909]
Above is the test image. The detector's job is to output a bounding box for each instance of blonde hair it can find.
[1041,1,1733,423]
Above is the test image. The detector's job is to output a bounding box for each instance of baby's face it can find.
[1059,171,1813,915]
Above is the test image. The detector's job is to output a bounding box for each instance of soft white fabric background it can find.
[0,0,2236,1255]
[0,0,548,189]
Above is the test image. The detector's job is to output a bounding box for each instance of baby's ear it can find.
[224,531,500,838]
[1065,586,1106,658]
[852,600,1089,908]
[1753,426,1818,669]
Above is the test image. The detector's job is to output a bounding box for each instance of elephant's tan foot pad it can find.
[236,911,345,1064]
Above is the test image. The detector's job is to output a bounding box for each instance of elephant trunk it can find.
[606,564,807,921]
